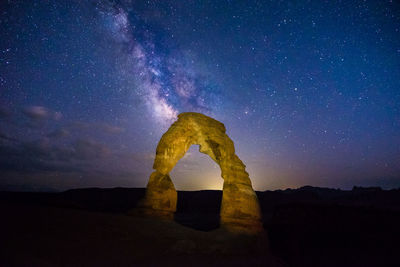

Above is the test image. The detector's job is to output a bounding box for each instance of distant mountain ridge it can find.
[1,185,400,213]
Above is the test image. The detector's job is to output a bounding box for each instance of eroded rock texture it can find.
[139,112,262,233]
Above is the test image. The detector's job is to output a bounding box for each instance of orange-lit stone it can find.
[138,112,263,233]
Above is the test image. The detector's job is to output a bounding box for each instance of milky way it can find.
[96,2,222,125]
[0,0,399,191]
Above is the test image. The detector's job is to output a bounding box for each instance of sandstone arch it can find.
[138,112,263,233]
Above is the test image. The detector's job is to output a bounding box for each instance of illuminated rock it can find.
[138,112,263,233]
[138,171,177,219]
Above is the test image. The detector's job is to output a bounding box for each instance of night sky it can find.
[0,0,399,191]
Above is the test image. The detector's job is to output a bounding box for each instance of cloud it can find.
[47,128,70,138]
[0,131,17,142]
[0,106,12,119]
[0,140,83,174]
[68,121,125,135]
[73,139,111,160]
[53,111,63,120]
[22,106,62,121]
[96,123,125,134]
[0,137,111,175]
[23,106,49,120]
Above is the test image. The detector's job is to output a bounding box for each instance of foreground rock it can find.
[137,112,263,234]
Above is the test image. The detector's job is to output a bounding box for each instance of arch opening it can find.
[171,145,223,231]
[170,145,223,191]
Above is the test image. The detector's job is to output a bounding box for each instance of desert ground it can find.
[1,187,400,266]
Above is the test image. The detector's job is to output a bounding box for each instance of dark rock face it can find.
[137,112,263,233]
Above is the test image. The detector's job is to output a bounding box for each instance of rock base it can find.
[220,217,264,235]
[130,207,175,220]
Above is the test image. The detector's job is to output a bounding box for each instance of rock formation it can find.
[138,112,263,234]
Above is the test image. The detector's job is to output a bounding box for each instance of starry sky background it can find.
[0,0,399,191]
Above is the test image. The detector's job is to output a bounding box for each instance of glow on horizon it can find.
[170,146,223,191]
